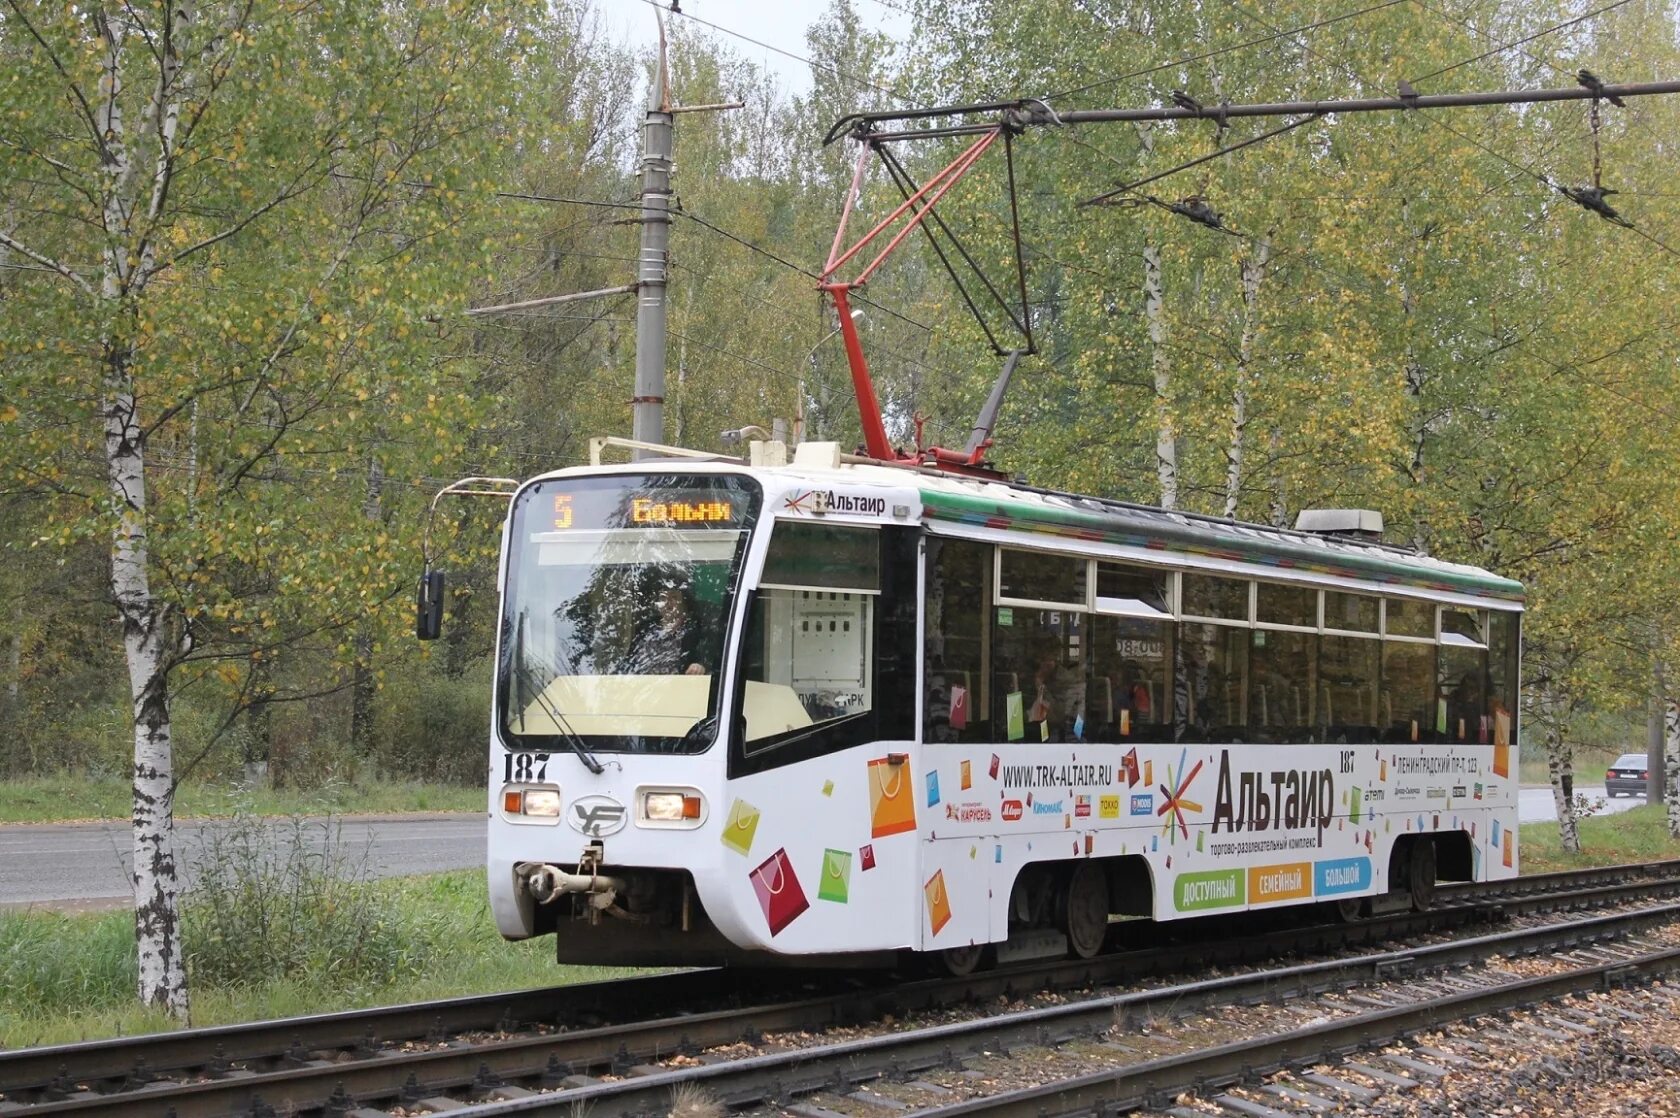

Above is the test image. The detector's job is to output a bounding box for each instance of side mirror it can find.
[416,570,446,640]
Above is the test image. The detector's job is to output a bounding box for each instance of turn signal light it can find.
[504,790,524,814]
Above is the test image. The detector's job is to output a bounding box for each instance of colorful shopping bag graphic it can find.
[1491,736,1518,780]
[1006,691,1025,741]
[818,848,852,903]
[924,869,952,936]
[860,843,876,870]
[950,685,969,730]
[1123,748,1140,786]
[867,756,917,838]
[720,798,761,856]
[1349,786,1362,825]
[960,760,973,790]
[927,770,942,807]
[750,848,810,936]
[989,753,1000,780]
[1144,759,1154,786]
[1502,829,1513,868]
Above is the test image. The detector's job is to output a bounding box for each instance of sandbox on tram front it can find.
[479,444,1521,970]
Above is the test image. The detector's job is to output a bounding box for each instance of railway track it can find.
[4,859,1679,1118]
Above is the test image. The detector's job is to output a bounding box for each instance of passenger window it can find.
[999,549,1086,607]
[1256,583,1318,628]
[925,537,991,743]
[1439,644,1488,743]
[1090,615,1172,742]
[1385,597,1435,639]
[1324,591,1379,633]
[1181,573,1250,622]
[1487,611,1520,744]
[1177,622,1249,742]
[1248,629,1317,742]
[1441,609,1487,646]
[1381,640,1438,742]
[991,607,1085,743]
[1319,634,1380,743]
[1095,562,1171,617]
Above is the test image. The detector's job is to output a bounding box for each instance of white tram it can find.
[451,438,1522,971]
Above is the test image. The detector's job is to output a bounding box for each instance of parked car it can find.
[1605,754,1649,798]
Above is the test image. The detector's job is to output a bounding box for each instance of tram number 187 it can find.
[503,752,550,783]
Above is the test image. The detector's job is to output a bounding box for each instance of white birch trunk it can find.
[1540,684,1580,854]
[1665,694,1680,839]
[97,7,190,1017]
[1223,238,1270,519]
[1265,426,1288,527]
[1135,124,1176,510]
[1146,245,1175,509]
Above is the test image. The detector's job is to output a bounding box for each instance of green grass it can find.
[1519,802,1680,874]
[0,776,482,825]
[1517,743,1628,787]
[0,869,646,1048]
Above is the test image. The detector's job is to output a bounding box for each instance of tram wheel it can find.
[1062,861,1110,959]
[1335,897,1365,923]
[1408,838,1437,912]
[940,943,986,976]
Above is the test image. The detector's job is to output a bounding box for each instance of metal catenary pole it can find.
[631,36,674,461]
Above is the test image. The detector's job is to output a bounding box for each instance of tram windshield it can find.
[499,474,760,755]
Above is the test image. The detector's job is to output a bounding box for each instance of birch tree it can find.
[0,0,530,1015]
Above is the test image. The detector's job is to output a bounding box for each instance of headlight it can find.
[523,789,561,817]
[502,786,561,822]
[640,788,705,826]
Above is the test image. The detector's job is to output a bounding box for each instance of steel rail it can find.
[10,869,1680,1118]
[901,949,1680,1118]
[360,900,1680,1118]
[0,861,1672,1106]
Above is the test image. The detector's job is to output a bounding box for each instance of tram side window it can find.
[1182,573,1250,621]
[1487,610,1519,745]
[1249,630,1317,743]
[742,522,881,755]
[925,536,991,743]
[1177,622,1249,742]
[992,607,1086,743]
[1382,641,1438,742]
[1319,634,1380,743]
[1089,614,1172,742]
[1439,644,1488,744]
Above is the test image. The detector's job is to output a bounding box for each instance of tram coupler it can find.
[518,847,622,913]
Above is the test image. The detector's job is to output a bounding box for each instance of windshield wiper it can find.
[518,663,605,775]
[674,715,718,754]
[511,610,605,775]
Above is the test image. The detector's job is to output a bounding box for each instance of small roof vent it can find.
[1294,508,1384,543]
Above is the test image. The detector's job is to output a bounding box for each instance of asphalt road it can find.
[0,793,1649,910]
[0,814,487,911]
[1517,784,1650,824]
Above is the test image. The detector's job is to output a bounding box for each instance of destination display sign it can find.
[538,481,751,534]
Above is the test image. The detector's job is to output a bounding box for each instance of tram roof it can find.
[853,462,1522,606]
[536,453,1525,605]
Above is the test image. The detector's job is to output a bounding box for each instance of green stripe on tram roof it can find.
[918,488,1524,603]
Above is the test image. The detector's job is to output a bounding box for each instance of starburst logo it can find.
[1156,748,1205,843]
